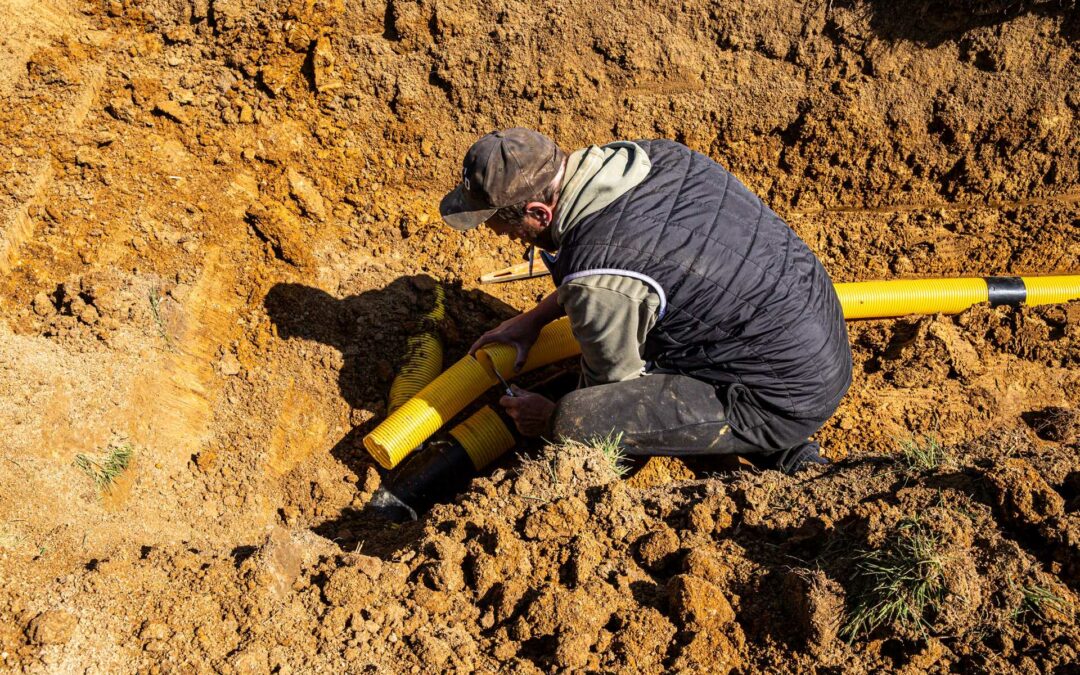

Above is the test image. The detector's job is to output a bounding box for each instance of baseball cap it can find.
[439,128,561,230]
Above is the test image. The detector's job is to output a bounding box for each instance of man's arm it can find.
[494,277,658,435]
[526,290,567,326]
[557,275,659,386]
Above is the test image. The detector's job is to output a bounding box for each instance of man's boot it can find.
[756,440,829,475]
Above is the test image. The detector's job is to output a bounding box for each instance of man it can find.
[440,128,851,473]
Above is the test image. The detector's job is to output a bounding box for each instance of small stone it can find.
[259,65,290,97]
[667,574,735,629]
[194,449,217,472]
[27,610,77,646]
[230,645,268,674]
[419,138,434,157]
[286,168,327,221]
[75,146,105,167]
[163,25,195,44]
[635,525,680,571]
[77,303,99,325]
[131,236,147,251]
[239,104,255,124]
[217,353,241,376]
[280,504,299,525]
[140,622,170,641]
[311,37,340,92]
[32,292,54,316]
[153,100,188,124]
[105,97,136,122]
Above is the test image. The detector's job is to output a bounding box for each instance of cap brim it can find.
[439,183,498,230]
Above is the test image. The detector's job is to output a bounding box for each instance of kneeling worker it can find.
[439,128,852,473]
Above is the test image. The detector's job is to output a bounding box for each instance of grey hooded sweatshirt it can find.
[551,142,659,385]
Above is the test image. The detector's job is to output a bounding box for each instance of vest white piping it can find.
[560,268,668,320]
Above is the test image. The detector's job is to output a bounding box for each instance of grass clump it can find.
[590,431,629,478]
[1012,583,1070,622]
[898,434,949,473]
[842,518,950,640]
[75,441,135,493]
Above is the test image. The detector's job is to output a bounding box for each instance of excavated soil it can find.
[1,0,1078,672]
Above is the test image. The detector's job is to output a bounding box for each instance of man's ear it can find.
[525,202,553,225]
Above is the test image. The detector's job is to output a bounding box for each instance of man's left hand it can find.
[499,385,556,437]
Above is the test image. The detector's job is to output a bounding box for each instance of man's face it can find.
[486,213,542,245]
[485,203,556,250]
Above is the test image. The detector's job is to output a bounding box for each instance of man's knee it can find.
[550,387,606,442]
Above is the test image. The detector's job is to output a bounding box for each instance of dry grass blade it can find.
[589,431,629,478]
[75,442,135,493]
[1013,583,1072,622]
[898,434,949,473]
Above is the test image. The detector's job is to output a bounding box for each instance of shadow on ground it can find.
[264,274,521,556]
[839,0,1078,45]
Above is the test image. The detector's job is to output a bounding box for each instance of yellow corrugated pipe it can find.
[834,275,1080,319]
[834,278,988,319]
[364,318,578,469]
[449,406,516,470]
[387,285,446,412]
[365,274,1079,469]
[1023,275,1080,306]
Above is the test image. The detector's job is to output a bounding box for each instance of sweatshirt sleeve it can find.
[556,274,660,386]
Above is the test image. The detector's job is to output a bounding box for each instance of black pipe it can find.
[375,438,477,519]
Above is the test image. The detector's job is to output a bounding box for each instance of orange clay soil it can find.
[0,0,1077,672]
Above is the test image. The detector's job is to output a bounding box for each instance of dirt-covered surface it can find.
[0,0,1078,672]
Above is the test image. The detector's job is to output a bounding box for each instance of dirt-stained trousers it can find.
[549,373,829,467]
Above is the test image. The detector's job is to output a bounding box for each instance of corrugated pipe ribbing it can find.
[449,406,517,470]
[387,285,446,412]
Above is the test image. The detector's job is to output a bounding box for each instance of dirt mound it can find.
[3,430,1077,672]
[0,0,1078,671]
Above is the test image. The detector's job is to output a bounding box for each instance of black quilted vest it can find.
[548,140,851,429]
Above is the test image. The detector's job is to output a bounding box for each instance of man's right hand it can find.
[469,312,543,372]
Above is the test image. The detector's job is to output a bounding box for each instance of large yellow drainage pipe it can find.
[835,275,1079,319]
[364,274,1079,469]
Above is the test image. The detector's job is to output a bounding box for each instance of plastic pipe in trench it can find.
[365,274,1080,470]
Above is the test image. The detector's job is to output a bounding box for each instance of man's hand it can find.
[499,385,556,437]
[469,313,543,372]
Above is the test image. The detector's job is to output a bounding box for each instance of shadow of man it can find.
[263,274,521,553]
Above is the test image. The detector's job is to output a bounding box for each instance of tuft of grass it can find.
[898,434,949,473]
[841,518,950,641]
[75,441,134,493]
[589,431,629,478]
[1012,583,1070,622]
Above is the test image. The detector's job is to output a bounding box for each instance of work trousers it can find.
[549,373,827,460]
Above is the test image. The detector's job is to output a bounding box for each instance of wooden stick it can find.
[479,260,552,284]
